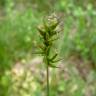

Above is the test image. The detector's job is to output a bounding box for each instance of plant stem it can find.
[47,65,49,96]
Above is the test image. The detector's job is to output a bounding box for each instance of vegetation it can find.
[0,0,96,96]
[37,14,62,96]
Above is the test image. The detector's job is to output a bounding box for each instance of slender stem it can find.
[44,55,50,96]
[47,65,49,96]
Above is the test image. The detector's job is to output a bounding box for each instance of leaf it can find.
[32,51,44,55]
[50,53,58,61]
[48,63,60,68]
[51,58,64,63]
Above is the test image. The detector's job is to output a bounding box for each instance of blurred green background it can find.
[0,0,96,96]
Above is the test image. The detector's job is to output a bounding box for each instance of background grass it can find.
[0,0,96,96]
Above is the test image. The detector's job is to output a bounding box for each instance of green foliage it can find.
[0,71,11,96]
[0,0,96,96]
[0,3,41,96]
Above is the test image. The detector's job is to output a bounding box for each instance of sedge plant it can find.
[37,14,61,96]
